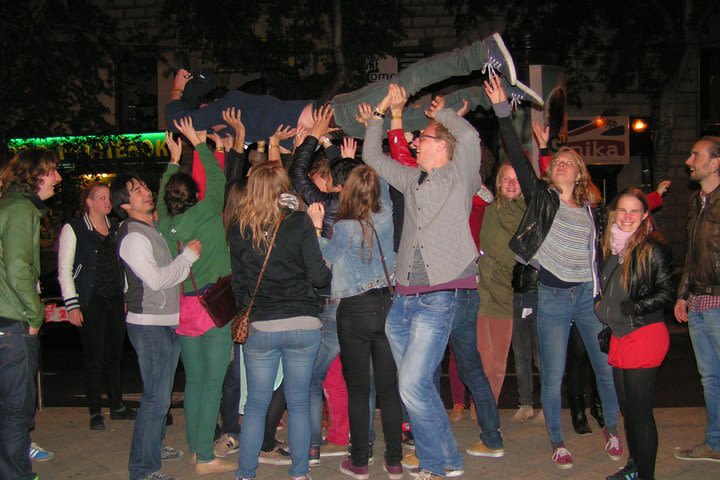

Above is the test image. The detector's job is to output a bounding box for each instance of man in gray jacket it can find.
[111,173,201,480]
[363,88,492,480]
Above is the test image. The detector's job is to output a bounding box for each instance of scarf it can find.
[610,223,634,257]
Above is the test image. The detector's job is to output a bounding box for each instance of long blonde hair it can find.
[224,162,292,251]
[542,147,591,206]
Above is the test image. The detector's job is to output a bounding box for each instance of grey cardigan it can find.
[362,109,481,286]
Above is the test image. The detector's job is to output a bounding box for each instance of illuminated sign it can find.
[8,132,170,163]
[567,117,629,165]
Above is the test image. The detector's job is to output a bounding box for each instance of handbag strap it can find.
[370,223,394,295]
[177,240,199,296]
[245,214,284,317]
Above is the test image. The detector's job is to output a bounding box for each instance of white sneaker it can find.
[214,433,240,457]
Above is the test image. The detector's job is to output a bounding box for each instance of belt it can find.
[359,287,392,296]
[400,288,473,297]
[690,284,720,296]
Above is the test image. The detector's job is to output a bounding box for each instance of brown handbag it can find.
[178,241,238,329]
[231,215,283,344]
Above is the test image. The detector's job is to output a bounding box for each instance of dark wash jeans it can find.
[337,289,402,467]
[0,319,39,480]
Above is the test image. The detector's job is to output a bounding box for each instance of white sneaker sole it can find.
[491,33,517,86]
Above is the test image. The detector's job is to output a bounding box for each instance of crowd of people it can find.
[1,32,720,480]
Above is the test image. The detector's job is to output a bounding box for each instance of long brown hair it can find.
[223,162,292,252]
[336,165,381,262]
[542,147,591,206]
[0,148,58,194]
[601,187,666,289]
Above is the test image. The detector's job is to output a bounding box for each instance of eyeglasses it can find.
[418,133,439,141]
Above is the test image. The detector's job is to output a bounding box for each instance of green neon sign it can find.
[8,132,170,162]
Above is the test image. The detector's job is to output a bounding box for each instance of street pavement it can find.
[32,406,718,479]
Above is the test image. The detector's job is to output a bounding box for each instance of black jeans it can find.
[262,383,287,452]
[337,289,402,467]
[565,323,598,400]
[613,367,659,480]
[0,319,39,480]
[79,293,126,414]
[219,344,242,437]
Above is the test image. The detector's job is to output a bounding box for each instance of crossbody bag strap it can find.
[370,223,394,296]
[177,240,199,296]
[245,213,284,316]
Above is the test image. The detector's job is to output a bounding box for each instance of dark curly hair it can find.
[164,173,199,216]
[0,148,58,194]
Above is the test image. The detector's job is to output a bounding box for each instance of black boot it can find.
[568,395,592,435]
[590,389,605,428]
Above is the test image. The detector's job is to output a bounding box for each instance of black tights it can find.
[261,383,286,452]
[613,367,659,480]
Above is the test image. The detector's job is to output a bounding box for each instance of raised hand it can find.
[355,103,373,126]
[173,117,202,146]
[532,121,550,149]
[172,69,192,99]
[456,99,470,117]
[341,137,357,159]
[656,180,671,196]
[424,95,446,119]
[294,126,309,148]
[483,73,507,105]
[165,131,183,163]
[389,84,408,114]
[270,125,297,146]
[311,104,335,139]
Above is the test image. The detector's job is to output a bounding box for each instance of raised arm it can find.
[486,75,544,204]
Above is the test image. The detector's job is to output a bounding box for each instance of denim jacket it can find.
[319,180,395,299]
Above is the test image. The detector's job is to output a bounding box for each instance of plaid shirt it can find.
[688,294,720,313]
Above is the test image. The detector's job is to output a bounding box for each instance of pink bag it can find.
[177,295,216,337]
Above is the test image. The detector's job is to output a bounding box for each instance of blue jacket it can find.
[319,180,394,299]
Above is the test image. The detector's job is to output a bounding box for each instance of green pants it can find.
[179,323,232,462]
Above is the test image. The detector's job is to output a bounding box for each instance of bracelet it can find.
[315,227,322,237]
[169,160,180,165]
[391,114,402,119]
[373,109,386,119]
[321,138,332,147]
[269,143,280,149]
[171,88,183,96]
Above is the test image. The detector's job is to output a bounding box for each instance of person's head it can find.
[330,158,361,191]
[495,163,522,203]
[110,173,154,221]
[0,148,61,200]
[336,165,381,262]
[80,182,111,216]
[309,155,331,192]
[412,120,456,172]
[164,173,199,216]
[602,187,664,287]
[224,161,292,251]
[686,136,720,188]
[479,143,496,183]
[544,147,591,205]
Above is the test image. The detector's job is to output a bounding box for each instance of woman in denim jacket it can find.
[308,165,403,480]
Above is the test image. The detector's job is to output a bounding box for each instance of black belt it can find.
[359,287,392,296]
[401,288,473,297]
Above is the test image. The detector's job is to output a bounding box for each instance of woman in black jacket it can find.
[486,74,620,469]
[596,188,673,480]
[226,161,331,480]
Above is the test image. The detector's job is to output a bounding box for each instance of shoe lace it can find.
[552,447,571,462]
[508,92,522,111]
[482,57,502,78]
[606,434,621,451]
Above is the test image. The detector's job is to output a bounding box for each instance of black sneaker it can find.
[482,33,517,85]
[110,405,137,420]
[90,414,105,431]
[309,446,321,467]
[503,77,544,108]
[605,461,638,480]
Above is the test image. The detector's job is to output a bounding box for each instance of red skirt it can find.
[608,322,669,369]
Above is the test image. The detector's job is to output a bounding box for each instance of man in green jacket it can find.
[0,148,62,480]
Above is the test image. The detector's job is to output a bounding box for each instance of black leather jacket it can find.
[596,239,674,337]
[511,262,539,293]
[289,136,339,239]
[678,185,720,299]
[495,108,601,295]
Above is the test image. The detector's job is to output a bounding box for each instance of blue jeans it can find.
[448,290,503,449]
[0,320,39,480]
[385,291,463,476]
[537,282,618,447]
[127,324,181,480]
[236,327,321,478]
[310,301,376,449]
[688,307,720,450]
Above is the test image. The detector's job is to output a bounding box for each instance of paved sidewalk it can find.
[32,407,717,479]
